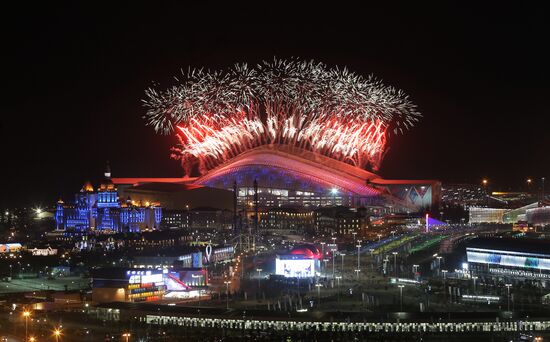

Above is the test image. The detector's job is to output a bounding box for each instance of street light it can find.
[315,283,322,305]
[356,240,362,277]
[53,328,61,342]
[224,280,232,309]
[323,258,329,275]
[256,268,263,293]
[398,285,404,311]
[441,270,448,301]
[436,256,443,275]
[331,237,337,279]
[392,252,398,277]
[355,269,361,279]
[482,179,489,206]
[23,310,30,342]
[340,253,345,274]
[122,333,131,342]
[335,275,342,303]
[472,276,478,294]
[505,283,512,312]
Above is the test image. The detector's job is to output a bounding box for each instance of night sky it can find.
[3,3,549,208]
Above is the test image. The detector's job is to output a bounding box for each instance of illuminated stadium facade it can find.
[114,145,440,213]
[194,145,439,212]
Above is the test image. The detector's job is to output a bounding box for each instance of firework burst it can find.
[144,58,421,176]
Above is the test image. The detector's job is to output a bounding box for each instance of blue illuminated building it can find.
[55,167,162,233]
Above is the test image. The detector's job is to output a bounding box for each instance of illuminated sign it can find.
[126,270,164,284]
[275,258,315,278]
[488,267,550,279]
[0,243,22,253]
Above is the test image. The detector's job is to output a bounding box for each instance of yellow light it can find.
[29,337,35,342]
[54,329,61,336]
[23,311,30,317]
[482,179,488,185]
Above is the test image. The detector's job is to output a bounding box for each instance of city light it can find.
[53,328,62,342]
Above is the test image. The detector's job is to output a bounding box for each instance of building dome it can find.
[81,181,94,192]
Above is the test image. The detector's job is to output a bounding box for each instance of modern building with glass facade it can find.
[466,238,550,286]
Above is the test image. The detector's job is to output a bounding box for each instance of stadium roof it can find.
[123,182,202,192]
[112,177,197,185]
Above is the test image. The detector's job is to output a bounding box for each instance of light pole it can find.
[383,258,389,276]
[355,269,361,279]
[436,256,443,275]
[377,234,382,242]
[356,240,362,277]
[472,276,478,294]
[340,253,345,274]
[23,310,30,342]
[224,280,231,309]
[315,283,322,305]
[505,283,512,311]
[256,268,263,293]
[53,328,61,342]
[398,285,404,311]
[441,270,448,301]
[335,276,342,303]
[331,237,337,279]
[320,242,326,259]
[323,258,329,275]
[122,332,131,342]
[192,274,204,306]
[392,252,398,277]
[412,264,419,276]
[482,179,488,206]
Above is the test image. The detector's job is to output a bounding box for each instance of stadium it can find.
[116,59,440,213]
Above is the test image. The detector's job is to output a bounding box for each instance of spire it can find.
[104,161,111,179]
